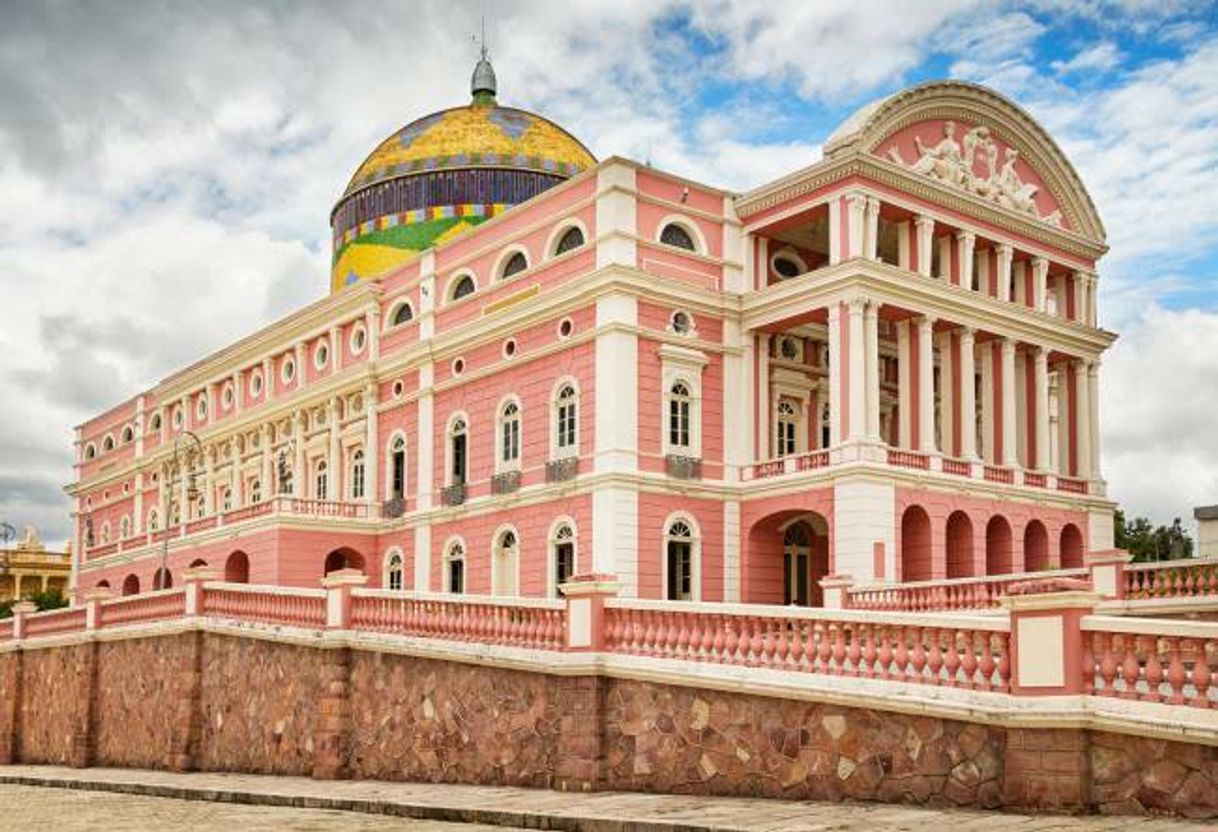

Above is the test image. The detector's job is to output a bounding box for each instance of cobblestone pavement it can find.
[1,766,1215,831]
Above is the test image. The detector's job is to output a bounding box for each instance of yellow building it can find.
[1,526,71,602]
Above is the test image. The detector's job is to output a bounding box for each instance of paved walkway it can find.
[1,765,1213,831]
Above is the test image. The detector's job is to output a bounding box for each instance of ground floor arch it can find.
[1024,520,1049,572]
[1061,523,1084,569]
[122,574,140,596]
[225,550,250,583]
[324,547,366,576]
[986,516,1013,575]
[946,511,974,579]
[900,505,933,581]
[743,507,830,606]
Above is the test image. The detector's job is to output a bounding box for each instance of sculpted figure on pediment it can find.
[888,120,965,186]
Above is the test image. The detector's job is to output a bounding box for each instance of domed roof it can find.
[338,102,595,202]
[329,55,596,293]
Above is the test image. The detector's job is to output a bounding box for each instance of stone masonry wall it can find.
[1,630,1216,818]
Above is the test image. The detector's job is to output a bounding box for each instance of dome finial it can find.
[471,16,497,105]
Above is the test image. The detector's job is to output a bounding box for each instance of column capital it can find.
[845,190,867,208]
[865,195,881,211]
[1000,336,1017,355]
[846,296,869,314]
[914,214,935,230]
[1087,359,1101,376]
[917,314,937,330]
[1031,255,1049,271]
[957,324,977,339]
[955,228,976,243]
[996,241,1013,257]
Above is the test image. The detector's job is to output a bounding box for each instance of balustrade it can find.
[850,568,1088,612]
[1083,618,1217,708]
[602,602,1010,692]
[349,590,565,650]
[99,589,186,628]
[202,584,327,628]
[1125,558,1218,599]
[22,606,87,638]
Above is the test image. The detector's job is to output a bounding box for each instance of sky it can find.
[1,0,1216,547]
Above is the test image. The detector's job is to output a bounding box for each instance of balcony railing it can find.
[887,449,930,470]
[440,483,467,507]
[545,457,579,483]
[665,454,702,480]
[984,466,1014,484]
[381,496,406,519]
[491,470,521,495]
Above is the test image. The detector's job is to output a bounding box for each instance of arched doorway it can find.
[946,511,974,578]
[901,506,932,581]
[96,579,111,589]
[153,567,172,590]
[777,518,830,606]
[225,550,250,583]
[1060,524,1084,569]
[189,558,208,569]
[324,547,366,576]
[492,529,519,596]
[1024,520,1049,572]
[985,516,1013,575]
[122,574,140,596]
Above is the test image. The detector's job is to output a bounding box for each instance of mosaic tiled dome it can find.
[330,55,596,292]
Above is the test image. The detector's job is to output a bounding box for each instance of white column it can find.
[828,197,843,264]
[1012,260,1027,306]
[328,396,341,500]
[959,327,978,460]
[366,304,381,362]
[416,366,434,509]
[1055,370,1070,476]
[864,300,881,441]
[133,472,144,534]
[896,221,911,270]
[846,193,866,259]
[997,243,1013,302]
[260,425,272,497]
[938,331,955,457]
[1034,348,1050,472]
[1001,338,1018,467]
[917,316,936,453]
[757,334,771,457]
[1032,257,1049,312]
[978,341,994,463]
[957,231,975,290]
[293,410,305,493]
[231,440,244,507]
[863,197,880,261]
[896,320,912,448]
[847,298,866,441]
[203,448,215,514]
[330,325,342,372]
[1089,274,1099,327]
[914,215,935,277]
[363,382,378,507]
[937,236,952,281]
[1088,361,1102,479]
[1074,360,1091,479]
[262,358,274,402]
[828,305,843,446]
[1014,349,1029,468]
[293,342,305,389]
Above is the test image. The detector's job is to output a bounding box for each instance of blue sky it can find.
[1,0,1216,545]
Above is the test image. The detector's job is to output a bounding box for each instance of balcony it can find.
[440,483,467,507]
[745,446,1095,497]
[546,457,579,483]
[491,470,521,495]
[665,454,702,480]
[381,496,406,519]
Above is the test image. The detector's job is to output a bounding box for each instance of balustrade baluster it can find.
[1120,635,1140,699]
[1189,639,1211,708]
[911,631,927,683]
[862,625,877,678]
[831,624,847,675]
[1097,632,1118,696]
[959,631,977,689]
[846,624,862,675]
[1167,637,1187,705]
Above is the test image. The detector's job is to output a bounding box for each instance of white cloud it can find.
[1051,41,1122,75]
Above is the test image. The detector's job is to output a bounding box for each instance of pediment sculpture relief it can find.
[886,121,1062,227]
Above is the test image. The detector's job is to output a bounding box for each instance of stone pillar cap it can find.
[560,573,620,597]
[1084,549,1133,565]
[11,601,38,614]
[81,587,116,602]
[818,574,855,588]
[999,586,1100,612]
[321,568,369,589]
[182,567,221,583]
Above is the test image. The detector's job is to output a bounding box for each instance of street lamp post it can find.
[159,430,203,591]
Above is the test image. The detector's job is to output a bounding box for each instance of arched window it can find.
[493,529,519,596]
[84,443,97,460]
[499,401,521,469]
[315,459,328,500]
[665,519,696,601]
[384,550,404,591]
[221,487,232,512]
[100,522,111,544]
[389,436,406,498]
[776,400,798,457]
[660,222,696,251]
[554,226,584,255]
[773,256,802,279]
[555,384,578,456]
[147,508,159,532]
[500,251,528,279]
[449,418,468,485]
[102,435,115,452]
[250,479,262,505]
[149,413,162,432]
[450,274,476,302]
[195,496,206,519]
[668,381,692,450]
[351,450,366,499]
[553,522,576,595]
[121,425,134,444]
[119,516,131,539]
[445,541,465,594]
[391,302,414,327]
[277,451,293,495]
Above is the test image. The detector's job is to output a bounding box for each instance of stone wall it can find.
[1,629,1215,818]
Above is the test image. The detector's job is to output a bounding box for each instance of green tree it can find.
[0,586,68,619]
[1114,509,1194,562]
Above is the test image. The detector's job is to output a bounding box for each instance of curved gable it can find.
[825,81,1105,243]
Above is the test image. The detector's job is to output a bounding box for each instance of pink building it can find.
[68,65,1115,604]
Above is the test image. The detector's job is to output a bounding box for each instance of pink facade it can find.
[69,80,1116,607]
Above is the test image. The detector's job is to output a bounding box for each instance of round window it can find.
[196,397,207,420]
[671,310,693,335]
[222,385,234,408]
[351,325,367,354]
[557,318,574,339]
[250,371,264,398]
[173,408,184,429]
[282,357,296,383]
[452,357,465,377]
[314,342,329,370]
[503,338,517,359]
[391,379,405,399]
[780,337,798,360]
